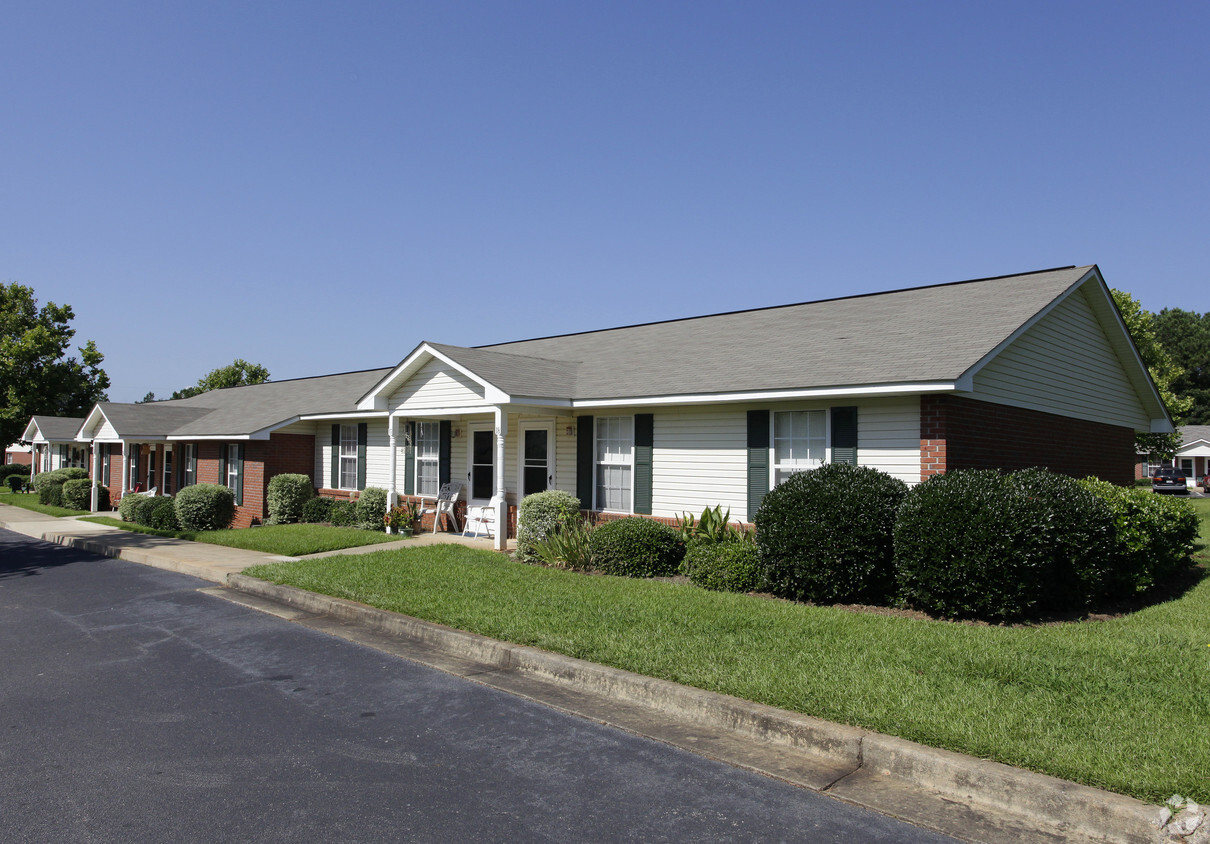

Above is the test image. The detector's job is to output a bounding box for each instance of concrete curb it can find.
[227,573,1161,844]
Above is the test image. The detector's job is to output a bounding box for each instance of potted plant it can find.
[385,501,419,537]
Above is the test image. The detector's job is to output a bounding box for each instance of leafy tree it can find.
[138,391,158,403]
[1152,308,1210,425]
[170,358,270,399]
[1112,289,1192,457]
[0,282,109,448]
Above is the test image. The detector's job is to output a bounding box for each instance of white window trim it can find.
[339,424,359,491]
[415,421,441,498]
[770,409,830,489]
[594,415,634,513]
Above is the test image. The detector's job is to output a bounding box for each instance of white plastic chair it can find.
[419,483,461,533]
[463,496,501,539]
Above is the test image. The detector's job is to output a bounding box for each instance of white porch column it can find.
[90,444,100,511]
[387,415,399,507]
[120,441,129,498]
[494,407,508,551]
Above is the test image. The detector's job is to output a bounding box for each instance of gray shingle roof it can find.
[467,266,1094,400]
[29,416,86,441]
[1179,426,1210,446]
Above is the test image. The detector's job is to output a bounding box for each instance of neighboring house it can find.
[21,416,89,480]
[1135,426,1210,483]
[50,264,1169,549]
[4,443,33,467]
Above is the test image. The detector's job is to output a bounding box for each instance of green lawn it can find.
[245,504,1210,805]
[0,488,89,518]
[81,517,402,556]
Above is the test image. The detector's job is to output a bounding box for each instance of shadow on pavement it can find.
[0,530,88,579]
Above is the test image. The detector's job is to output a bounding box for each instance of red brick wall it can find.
[919,394,1136,485]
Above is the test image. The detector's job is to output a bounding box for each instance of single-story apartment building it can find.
[1138,426,1210,483]
[20,416,89,480]
[42,264,1171,550]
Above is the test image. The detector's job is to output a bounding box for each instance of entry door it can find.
[470,427,495,501]
[520,424,553,497]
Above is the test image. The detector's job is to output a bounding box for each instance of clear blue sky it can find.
[4,1,1208,402]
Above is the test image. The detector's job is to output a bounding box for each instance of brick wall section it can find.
[919,394,1136,485]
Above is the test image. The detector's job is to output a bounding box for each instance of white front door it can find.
[518,422,554,498]
[468,422,495,503]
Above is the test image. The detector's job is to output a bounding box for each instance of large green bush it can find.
[149,497,180,531]
[38,482,64,507]
[301,496,335,524]
[32,467,88,492]
[683,542,762,592]
[118,492,148,522]
[517,490,583,562]
[355,487,389,530]
[133,495,160,526]
[588,517,684,577]
[1077,477,1198,594]
[174,484,235,531]
[0,463,30,481]
[328,499,357,527]
[61,478,97,510]
[893,469,1116,621]
[755,463,908,605]
[266,474,314,525]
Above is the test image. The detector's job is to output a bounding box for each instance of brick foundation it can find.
[919,394,1136,485]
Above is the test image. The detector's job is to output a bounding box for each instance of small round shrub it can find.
[32,467,88,492]
[755,463,908,605]
[61,478,94,510]
[683,542,762,592]
[328,499,357,527]
[174,484,235,531]
[266,473,314,524]
[38,482,64,507]
[517,490,583,562]
[301,496,335,524]
[1077,477,1198,595]
[355,487,389,530]
[118,492,148,522]
[588,517,684,577]
[893,469,1116,621]
[149,497,180,531]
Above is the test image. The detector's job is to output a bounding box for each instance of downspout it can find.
[120,441,129,499]
[387,415,398,508]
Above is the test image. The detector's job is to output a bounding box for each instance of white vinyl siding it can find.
[392,359,486,411]
[972,287,1151,429]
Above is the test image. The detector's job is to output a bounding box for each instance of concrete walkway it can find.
[0,501,1168,844]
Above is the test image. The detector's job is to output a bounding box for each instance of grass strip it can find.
[245,519,1210,805]
[80,517,401,556]
[0,489,89,517]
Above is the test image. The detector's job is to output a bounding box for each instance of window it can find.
[163,448,173,495]
[222,443,244,505]
[339,424,359,490]
[772,410,826,485]
[147,450,156,488]
[183,444,196,487]
[416,421,440,497]
[595,416,633,511]
[129,448,140,489]
[226,449,240,489]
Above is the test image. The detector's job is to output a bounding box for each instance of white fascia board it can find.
[390,405,501,418]
[1175,439,1210,456]
[571,382,958,409]
[20,419,41,441]
[298,410,390,422]
[78,405,111,439]
[166,433,257,441]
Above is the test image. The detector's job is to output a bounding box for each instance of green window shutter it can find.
[439,420,452,486]
[357,423,367,490]
[633,413,654,515]
[219,444,228,492]
[403,422,415,496]
[576,416,594,510]
[747,410,770,519]
[190,445,198,487]
[831,406,858,466]
[330,425,340,489]
[234,443,245,505]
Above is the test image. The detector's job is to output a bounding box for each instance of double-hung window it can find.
[339,424,359,490]
[415,421,440,497]
[182,444,196,487]
[772,410,827,485]
[595,416,633,512]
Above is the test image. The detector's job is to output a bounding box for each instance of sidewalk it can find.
[0,502,1169,844]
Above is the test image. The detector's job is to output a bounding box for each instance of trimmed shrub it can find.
[328,499,357,527]
[301,496,335,524]
[118,492,148,522]
[61,478,94,510]
[356,487,389,530]
[38,482,64,507]
[133,495,160,527]
[683,542,762,592]
[174,484,235,531]
[0,463,30,481]
[32,467,88,492]
[517,490,583,562]
[1077,477,1199,595]
[588,517,684,577]
[266,473,314,525]
[149,497,180,531]
[893,469,1116,621]
[755,463,908,605]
